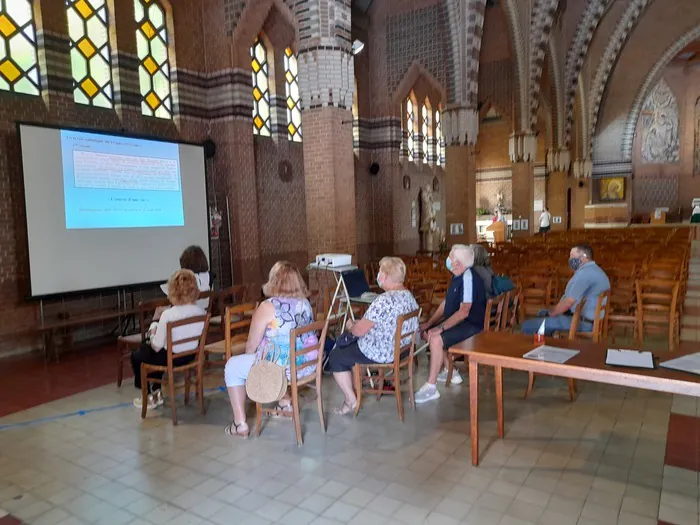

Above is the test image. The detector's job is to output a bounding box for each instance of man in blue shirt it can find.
[522,244,610,336]
[415,245,487,404]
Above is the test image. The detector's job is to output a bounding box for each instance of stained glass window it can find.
[0,0,40,95]
[406,96,416,162]
[284,47,301,142]
[421,103,431,164]
[435,108,444,167]
[134,0,171,119]
[67,0,112,108]
[251,36,271,136]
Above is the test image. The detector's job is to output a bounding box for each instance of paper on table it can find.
[660,352,700,376]
[523,345,579,364]
[605,349,654,369]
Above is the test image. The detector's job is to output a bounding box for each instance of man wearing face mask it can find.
[415,244,487,404]
[522,244,610,336]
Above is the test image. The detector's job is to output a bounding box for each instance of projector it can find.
[315,253,352,267]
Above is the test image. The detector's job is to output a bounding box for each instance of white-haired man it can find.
[415,244,487,403]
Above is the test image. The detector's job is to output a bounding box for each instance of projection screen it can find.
[19,123,210,297]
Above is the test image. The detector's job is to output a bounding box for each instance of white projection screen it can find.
[19,123,210,297]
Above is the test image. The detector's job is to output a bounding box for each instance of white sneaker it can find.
[153,390,164,407]
[437,368,463,385]
[415,383,441,404]
[133,394,157,410]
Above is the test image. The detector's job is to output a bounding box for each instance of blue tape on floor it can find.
[0,386,226,432]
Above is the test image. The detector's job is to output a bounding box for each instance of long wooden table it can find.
[449,332,700,466]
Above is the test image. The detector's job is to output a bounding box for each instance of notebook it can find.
[605,349,654,369]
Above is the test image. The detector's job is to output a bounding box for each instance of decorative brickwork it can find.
[528,0,559,129]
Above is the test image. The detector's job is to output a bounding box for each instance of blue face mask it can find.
[446,257,453,272]
[569,257,582,271]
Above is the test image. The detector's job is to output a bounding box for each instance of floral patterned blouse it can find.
[257,297,318,380]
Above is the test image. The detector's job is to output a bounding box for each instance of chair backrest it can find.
[567,299,586,340]
[137,297,171,338]
[501,288,521,332]
[412,282,435,319]
[484,293,506,332]
[393,309,421,363]
[225,302,258,359]
[288,319,330,385]
[198,290,216,313]
[217,285,249,315]
[591,289,611,343]
[165,314,211,366]
[636,279,680,323]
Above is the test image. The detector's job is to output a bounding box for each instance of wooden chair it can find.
[445,294,506,386]
[636,279,681,350]
[518,276,552,321]
[140,314,211,425]
[209,285,249,333]
[576,290,611,343]
[412,282,435,322]
[203,302,257,373]
[524,300,584,402]
[255,319,330,446]
[117,297,170,387]
[353,309,421,422]
[500,289,521,332]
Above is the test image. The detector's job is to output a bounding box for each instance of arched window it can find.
[67,0,112,108]
[134,0,172,119]
[0,0,40,95]
[421,98,432,164]
[251,36,271,137]
[284,47,301,142]
[435,106,444,167]
[405,93,417,162]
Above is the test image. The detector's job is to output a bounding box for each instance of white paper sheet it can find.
[605,349,654,369]
[523,345,579,364]
[660,353,700,376]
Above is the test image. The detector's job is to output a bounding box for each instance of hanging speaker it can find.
[204,139,217,159]
[369,162,380,175]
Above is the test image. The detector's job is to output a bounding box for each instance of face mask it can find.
[376,273,383,288]
[446,257,453,272]
[569,257,582,271]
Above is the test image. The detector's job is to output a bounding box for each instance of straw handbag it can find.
[246,344,287,403]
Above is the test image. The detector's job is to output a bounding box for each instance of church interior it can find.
[1,0,700,524]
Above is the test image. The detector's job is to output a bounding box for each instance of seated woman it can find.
[159,245,211,312]
[470,244,495,298]
[223,261,317,438]
[131,269,207,410]
[327,257,419,415]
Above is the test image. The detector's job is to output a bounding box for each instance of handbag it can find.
[245,343,288,404]
[336,331,358,348]
[492,275,515,295]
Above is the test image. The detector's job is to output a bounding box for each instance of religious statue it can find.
[641,79,680,164]
[496,189,505,212]
[420,184,438,252]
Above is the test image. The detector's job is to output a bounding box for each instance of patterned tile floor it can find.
[1,243,699,525]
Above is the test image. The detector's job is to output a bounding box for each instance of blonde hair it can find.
[262,261,309,298]
[379,256,407,284]
[167,269,200,306]
[450,244,475,268]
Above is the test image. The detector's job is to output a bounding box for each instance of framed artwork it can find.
[600,177,625,201]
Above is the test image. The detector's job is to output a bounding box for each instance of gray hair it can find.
[470,244,491,267]
[450,244,475,268]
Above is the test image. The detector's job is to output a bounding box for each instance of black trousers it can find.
[131,343,194,392]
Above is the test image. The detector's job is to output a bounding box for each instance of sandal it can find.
[272,401,293,418]
[333,401,357,416]
[224,421,249,438]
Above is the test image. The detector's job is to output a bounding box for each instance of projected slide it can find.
[61,130,185,229]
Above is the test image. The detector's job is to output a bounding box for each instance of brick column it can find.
[444,107,478,244]
[511,161,535,236]
[547,170,568,231]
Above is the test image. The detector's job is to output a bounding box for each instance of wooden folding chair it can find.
[637,279,681,351]
[140,314,211,425]
[353,309,421,422]
[255,319,330,446]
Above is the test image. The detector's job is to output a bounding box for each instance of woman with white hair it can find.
[415,244,487,404]
[327,256,419,415]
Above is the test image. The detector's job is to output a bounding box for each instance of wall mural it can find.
[640,79,680,164]
[695,97,700,176]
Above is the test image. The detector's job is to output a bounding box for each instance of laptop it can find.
[342,268,371,298]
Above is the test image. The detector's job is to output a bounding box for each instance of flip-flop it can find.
[272,402,293,418]
[224,421,249,438]
[333,401,357,416]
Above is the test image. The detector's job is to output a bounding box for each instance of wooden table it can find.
[449,332,700,466]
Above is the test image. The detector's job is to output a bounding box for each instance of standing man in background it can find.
[539,206,552,234]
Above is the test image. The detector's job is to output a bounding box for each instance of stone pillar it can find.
[297,0,356,261]
[547,170,568,231]
[511,161,535,236]
[444,107,478,244]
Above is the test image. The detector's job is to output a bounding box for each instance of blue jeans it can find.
[522,313,593,336]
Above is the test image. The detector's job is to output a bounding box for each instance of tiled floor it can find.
[1,243,699,525]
